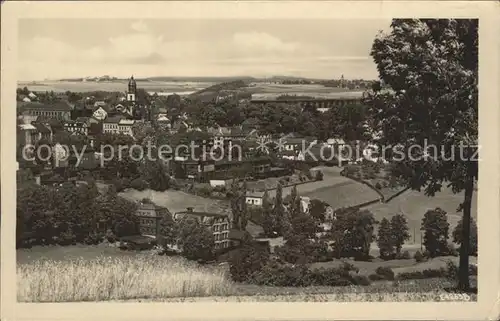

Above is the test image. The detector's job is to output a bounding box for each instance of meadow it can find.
[118,189,231,215]
[17,247,476,302]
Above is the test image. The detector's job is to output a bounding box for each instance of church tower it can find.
[127,75,137,102]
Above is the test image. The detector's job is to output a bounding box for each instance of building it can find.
[17,123,38,147]
[92,106,108,121]
[64,117,90,135]
[135,202,171,238]
[174,207,231,250]
[32,122,53,142]
[103,116,135,136]
[245,191,264,206]
[19,101,72,121]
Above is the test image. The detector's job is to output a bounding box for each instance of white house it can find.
[103,116,135,136]
[92,106,108,121]
[245,191,265,206]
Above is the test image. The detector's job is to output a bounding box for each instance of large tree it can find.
[366,19,478,290]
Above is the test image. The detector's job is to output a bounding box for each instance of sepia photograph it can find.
[1,1,500,321]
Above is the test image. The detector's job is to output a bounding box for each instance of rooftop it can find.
[19,101,72,112]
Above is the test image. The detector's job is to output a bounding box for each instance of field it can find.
[364,187,478,241]
[119,188,231,215]
[17,246,475,302]
[17,80,214,94]
[246,83,365,100]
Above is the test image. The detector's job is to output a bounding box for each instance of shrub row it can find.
[248,261,371,287]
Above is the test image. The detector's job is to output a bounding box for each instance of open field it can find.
[17,80,214,94]
[17,246,475,302]
[119,189,231,215]
[246,83,365,98]
[364,187,478,239]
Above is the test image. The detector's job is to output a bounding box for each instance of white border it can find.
[2,2,499,321]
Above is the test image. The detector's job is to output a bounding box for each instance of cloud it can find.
[130,20,149,33]
[231,32,298,53]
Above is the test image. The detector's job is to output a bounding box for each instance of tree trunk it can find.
[458,166,474,291]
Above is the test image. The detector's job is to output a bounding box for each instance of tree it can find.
[329,207,377,260]
[230,179,247,230]
[308,199,329,222]
[452,216,477,256]
[421,208,450,257]
[229,242,270,282]
[158,211,177,248]
[390,214,411,255]
[366,19,478,290]
[273,183,288,236]
[177,218,215,262]
[377,218,395,259]
[261,190,276,237]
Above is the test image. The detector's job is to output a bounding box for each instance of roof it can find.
[246,191,265,198]
[228,229,246,241]
[119,119,135,125]
[20,101,72,112]
[32,122,51,134]
[174,210,229,224]
[75,117,91,123]
[18,124,36,130]
[104,116,124,124]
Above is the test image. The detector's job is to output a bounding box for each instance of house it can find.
[18,101,72,121]
[174,207,231,250]
[92,106,108,121]
[282,137,317,152]
[103,116,135,136]
[245,191,265,206]
[135,202,171,238]
[32,122,53,142]
[64,117,90,135]
[17,122,38,147]
[28,92,37,100]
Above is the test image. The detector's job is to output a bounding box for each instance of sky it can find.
[18,19,391,81]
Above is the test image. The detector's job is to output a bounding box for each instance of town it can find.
[15,18,479,303]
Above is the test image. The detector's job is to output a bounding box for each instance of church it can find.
[114,76,151,121]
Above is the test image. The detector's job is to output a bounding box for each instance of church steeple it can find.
[127,75,137,102]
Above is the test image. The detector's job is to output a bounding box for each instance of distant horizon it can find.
[19,19,391,81]
[18,74,378,83]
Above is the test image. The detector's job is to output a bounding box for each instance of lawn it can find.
[119,188,231,215]
[17,246,474,302]
[364,187,478,242]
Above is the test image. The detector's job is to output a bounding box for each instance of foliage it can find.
[176,217,215,262]
[261,190,277,237]
[308,199,330,223]
[377,218,395,259]
[390,214,411,254]
[229,243,270,282]
[366,18,478,290]
[414,250,425,263]
[421,208,450,257]
[452,216,477,256]
[130,178,149,191]
[375,266,395,280]
[273,183,288,236]
[157,211,177,247]
[329,207,377,260]
[17,182,139,247]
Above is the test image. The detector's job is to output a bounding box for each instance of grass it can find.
[364,187,478,239]
[17,255,232,302]
[17,246,477,302]
[119,188,231,215]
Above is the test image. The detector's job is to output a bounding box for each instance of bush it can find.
[315,170,324,181]
[352,275,371,286]
[130,178,148,191]
[368,273,385,281]
[375,182,382,190]
[397,268,447,280]
[396,250,411,260]
[375,266,395,280]
[414,250,425,263]
[229,244,270,282]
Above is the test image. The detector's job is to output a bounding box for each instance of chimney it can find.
[186,207,194,213]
